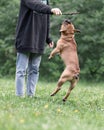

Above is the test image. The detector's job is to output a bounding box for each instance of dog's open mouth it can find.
[63,19,71,24]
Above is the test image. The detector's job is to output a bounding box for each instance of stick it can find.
[62,12,80,15]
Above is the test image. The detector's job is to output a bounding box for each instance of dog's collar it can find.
[61,36,74,42]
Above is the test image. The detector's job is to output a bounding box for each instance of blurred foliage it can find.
[0,0,104,81]
[0,0,19,75]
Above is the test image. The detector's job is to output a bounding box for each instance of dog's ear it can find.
[74,29,81,33]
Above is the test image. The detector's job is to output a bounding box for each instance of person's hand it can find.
[48,41,54,48]
[51,8,62,15]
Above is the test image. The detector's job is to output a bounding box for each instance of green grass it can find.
[0,78,104,130]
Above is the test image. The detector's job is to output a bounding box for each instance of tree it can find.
[0,0,19,75]
[41,0,104,81]
[75,0,104,81]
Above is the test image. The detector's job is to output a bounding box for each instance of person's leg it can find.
[15,52,29,96]
[26,53,42,97]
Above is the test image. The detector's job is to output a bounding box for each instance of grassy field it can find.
[0,78,104,130]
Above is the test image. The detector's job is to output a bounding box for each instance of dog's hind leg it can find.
[50,68,69,96]
[50,77,67,96]
[63,79,78,102]
[51,67,72,96]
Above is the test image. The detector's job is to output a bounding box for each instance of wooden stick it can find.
[62,12,80,15]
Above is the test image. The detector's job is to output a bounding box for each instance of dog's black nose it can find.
[64,19,71,24]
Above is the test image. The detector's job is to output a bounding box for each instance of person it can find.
[15,0,62,97]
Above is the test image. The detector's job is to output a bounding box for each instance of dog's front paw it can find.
[48,55,52,60]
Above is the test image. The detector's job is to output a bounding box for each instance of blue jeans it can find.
[15,52,42,96]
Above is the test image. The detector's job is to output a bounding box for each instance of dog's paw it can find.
[62,98,66,102]
[50,93,55,96]
[48,56,52,60]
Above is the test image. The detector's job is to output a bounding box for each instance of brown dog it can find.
[49,19,80,102]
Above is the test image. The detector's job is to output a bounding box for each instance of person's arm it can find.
[46,13,52,42]
[46,1,62,47]
[22,0,62,15]
[22,0,52,14]
[46,14,54,48]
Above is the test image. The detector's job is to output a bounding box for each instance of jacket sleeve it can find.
[46,14,52,44]
[46,0,52,44]
[22,0,52,14]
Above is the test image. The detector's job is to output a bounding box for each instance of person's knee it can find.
[33,66,39,74]
[16,69,26,77]
[28,66,39,75]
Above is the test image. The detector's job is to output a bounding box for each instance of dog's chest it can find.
[60,39,78,63]
[62,40,77,52]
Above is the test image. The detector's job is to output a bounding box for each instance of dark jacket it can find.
[15,0,52,54]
